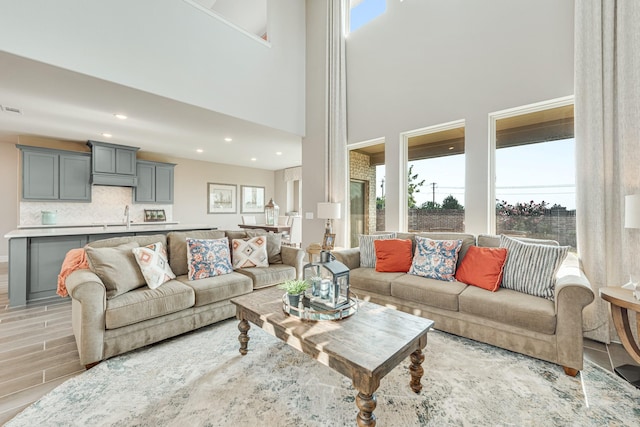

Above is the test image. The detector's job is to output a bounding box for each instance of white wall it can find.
[0,0,305,136]
[302,0,331,248]
[345,0,575,235]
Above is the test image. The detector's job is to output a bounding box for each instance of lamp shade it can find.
[317,202,341,219]
[625,195,640,229]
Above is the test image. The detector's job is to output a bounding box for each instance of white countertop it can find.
[4,223,217,239]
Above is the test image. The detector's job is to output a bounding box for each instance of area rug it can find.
[7,319,640,426]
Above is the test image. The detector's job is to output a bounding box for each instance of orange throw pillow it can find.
[455,246,508,291]
[374,239,413,272]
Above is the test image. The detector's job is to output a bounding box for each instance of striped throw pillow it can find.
[359,233,397,268]
[499,235,568,300]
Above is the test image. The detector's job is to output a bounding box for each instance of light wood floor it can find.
[0,263,82,424]
[0,261,637,424]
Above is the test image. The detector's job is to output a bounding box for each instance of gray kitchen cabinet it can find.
[134,160,175,204]
[28,235,88,302]
[59,153,91,201]
[18,145,91,201]
[22,149,59,200]
[87,140,139,186]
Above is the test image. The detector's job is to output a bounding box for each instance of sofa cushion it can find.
[132,241,176,289]
[359,233,397,268]
[167,230,226,276]
[187,237,233,280]
[391,274,467,311]
[500,235,568,301]
[176,272,253,306]
[374,239,413,272]
[235,264,296,289]
[458,285,557,335]
[348,268,404,296]
[247,230,283,264]
[232,236,269,268]
[409,236,462,282]
[455,246,508,292]
[105,280,195,329]
[85,242,146,299]
[395,232,476,269]
[87,234,167,249]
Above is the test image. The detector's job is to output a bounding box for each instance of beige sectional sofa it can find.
[332,232,595,375]
[66,229,304,367]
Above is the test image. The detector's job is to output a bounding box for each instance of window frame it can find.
[488,95,575,235]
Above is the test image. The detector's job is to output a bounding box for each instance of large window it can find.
[494,102,575,248]
[403,124,466,232]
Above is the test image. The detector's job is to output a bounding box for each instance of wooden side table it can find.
[599,286,640,388]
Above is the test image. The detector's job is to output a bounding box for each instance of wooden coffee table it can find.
[231,287,434,426]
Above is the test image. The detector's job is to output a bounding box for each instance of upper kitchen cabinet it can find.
[134,160,175,204]
[87,140,139,186]
[18,145,91,202]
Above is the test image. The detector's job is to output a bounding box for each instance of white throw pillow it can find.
[232,236,269,268]
[132,242,176,289]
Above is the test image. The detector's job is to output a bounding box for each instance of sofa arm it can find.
[332,248,361,270]
[66,270,107,366]
[281,246,305,280]
[554,252,595,370]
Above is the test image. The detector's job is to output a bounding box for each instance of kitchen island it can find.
[4,223,217,307]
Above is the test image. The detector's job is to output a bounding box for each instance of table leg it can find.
[356,392,377,427]
[410,348,425,393]
[238,319,250,356]
[610,306,640,364]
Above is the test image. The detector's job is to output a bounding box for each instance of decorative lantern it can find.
[303,250,350,309]
[265,198,279,225]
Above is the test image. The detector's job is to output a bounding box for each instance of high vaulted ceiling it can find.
[0,51,302,171]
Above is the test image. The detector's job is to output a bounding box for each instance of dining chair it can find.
[242,215,256,225]
[282,216,302,248]
[278,216,291,226]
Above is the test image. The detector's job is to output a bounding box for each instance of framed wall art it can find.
[240,185,265,213]
[207,183,237,214]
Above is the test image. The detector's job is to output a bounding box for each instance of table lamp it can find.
[317,202,341,235]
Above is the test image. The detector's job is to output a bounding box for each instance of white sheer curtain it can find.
[325,0,348,247]
[575,0,640,343]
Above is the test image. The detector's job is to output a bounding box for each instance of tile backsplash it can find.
[20,186,173,226]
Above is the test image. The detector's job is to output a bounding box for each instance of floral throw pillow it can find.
[232,236,269,268]
[132,241,176,289]
[187,237,233,281]
[408,236,462,282]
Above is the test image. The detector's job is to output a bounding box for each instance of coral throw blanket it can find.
[57,248,89,297]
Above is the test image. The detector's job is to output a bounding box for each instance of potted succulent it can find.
[278,279,310,307]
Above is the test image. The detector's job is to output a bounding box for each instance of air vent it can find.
[2,106,22,115]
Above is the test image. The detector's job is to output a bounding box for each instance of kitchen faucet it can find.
[124,205,130,229]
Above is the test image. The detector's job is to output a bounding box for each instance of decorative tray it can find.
[282,293,358,321]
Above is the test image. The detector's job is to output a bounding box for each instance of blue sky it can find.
[350,0,387,32]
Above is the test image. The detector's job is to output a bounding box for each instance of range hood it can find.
[87,140,139,187]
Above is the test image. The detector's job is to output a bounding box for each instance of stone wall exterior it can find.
[376,208,577,247]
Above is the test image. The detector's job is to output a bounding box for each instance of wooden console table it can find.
[599,286,640,388]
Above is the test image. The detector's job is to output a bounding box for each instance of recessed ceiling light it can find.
[102,133,112,138]
[196,149,204,153]
[250,157,257,161]
[114,114,128,120]
[276,152,282,156]
[224,137,233,142]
